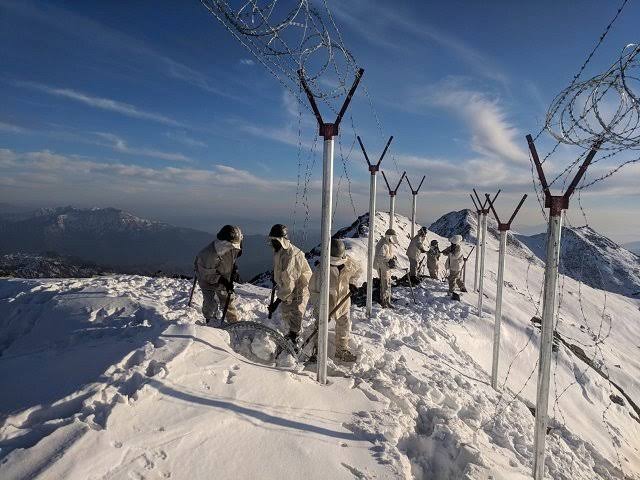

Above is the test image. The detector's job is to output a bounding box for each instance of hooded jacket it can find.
[196,240,238,287]
[406,234,428,260]
[374,235,397,269]
[273,239,312,302]
[443,244,464,272]
[309,255,362,319]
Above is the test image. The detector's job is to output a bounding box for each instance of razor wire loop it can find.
[545,44,640,151]
[532,0,630,143]
[201,0,360,104]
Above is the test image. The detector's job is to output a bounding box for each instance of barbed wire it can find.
[545,43,640,151]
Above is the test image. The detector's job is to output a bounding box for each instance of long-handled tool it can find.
[405,268,417,304]
[299,291,353,355]
[267,271,277,319]
[188,256,198,307]
[220,261,238,324]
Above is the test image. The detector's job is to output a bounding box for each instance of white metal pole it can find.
[491,229,507,390]
[533,213,563,480]
[474,211,481,291]
[317,137,334,385]
[389,195,396,230]
[366,173,377,318]
[477,212,487,316]
[411,193,417,238]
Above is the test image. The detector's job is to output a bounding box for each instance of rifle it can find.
[267,271,277,319]
[300,291,353,353]
[188,256,198,307]
[220,261,238,324]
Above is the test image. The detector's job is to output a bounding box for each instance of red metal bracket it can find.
[382,170,406,196]
[525,134,602,216]
[358,135,394,174]
[298,68,364,140]
[485,193,528,231]
[406,175,426,195]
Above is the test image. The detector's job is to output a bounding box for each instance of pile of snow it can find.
[1,211,639,479]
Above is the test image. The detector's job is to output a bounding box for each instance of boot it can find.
[335,348,357,363]
[286,330,299,344]
[460,286,468,293]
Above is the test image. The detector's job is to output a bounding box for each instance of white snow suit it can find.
[375,235,397,306]
[273,239,312,334]
[426,245,441,279]
[309,255,362,351]
[196,240,240,324]
[443,244,465,293]
[406,234,428,278]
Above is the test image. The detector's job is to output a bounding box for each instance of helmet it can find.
[449,234,462,245]
[419,227,428,236]
[217,225,243,248]
[330,238,346,259]
[430,239,438,246]
[269,224,288,239]
[385,228,397,236]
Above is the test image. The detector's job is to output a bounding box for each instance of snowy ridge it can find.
[0,212,639,479]
[517,225,640,298]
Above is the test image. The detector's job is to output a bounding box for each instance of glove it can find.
[388,258,397,268]
[267,298,282,313]
[219,276,234,292]
[268,298,282,315]
[349,284,358,295]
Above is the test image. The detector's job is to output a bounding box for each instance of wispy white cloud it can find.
[164,131,207,148]
[16,81,184,127]
[93,133,191,163]
[239,58,255,66]
[0,121,29,134]
[411,78,528,165]
[0,148,293,191]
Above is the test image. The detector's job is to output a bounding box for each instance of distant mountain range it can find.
[429,209,640,298]
[0,207,281,279]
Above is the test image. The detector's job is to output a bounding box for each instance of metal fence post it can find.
[360,136,393,318]
[526,133,601,478]
[298,68,364,384]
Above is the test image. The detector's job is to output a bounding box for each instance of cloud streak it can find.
[16,81,184,127]
[93,133,191,163]
[411,78,528,165]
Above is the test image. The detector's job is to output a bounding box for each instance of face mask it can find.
[270,239,282,252]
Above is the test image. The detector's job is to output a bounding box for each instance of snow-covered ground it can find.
[1,212,639,479]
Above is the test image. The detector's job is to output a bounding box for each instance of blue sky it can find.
[1,0,639,242]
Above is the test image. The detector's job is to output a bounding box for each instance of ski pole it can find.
[188,256,198,307]
[267,271,277,319]
[300,291,353,352]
